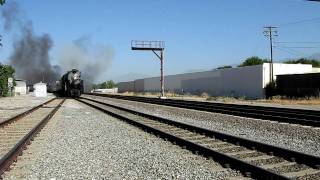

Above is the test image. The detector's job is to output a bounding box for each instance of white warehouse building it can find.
[118,63,320,99]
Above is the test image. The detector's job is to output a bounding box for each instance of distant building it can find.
[14,79,27,95]
[118,63,319,99]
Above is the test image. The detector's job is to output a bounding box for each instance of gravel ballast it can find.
[0,93,55,123]
[83,95,320,157]
[3,99,241,179]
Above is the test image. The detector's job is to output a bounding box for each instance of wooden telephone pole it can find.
[264,26,278,83]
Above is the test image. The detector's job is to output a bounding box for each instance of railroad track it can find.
[77,97,320,180]
[0,98,65,176]
[85,93,320,127]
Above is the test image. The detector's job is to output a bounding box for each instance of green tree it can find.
[284,58,320,67]
[0,64,15,97]
[105,80,116,89]
[100,82,108,89]
[238,56,268,67]
[93,80,117,89]
[216,65,232,69]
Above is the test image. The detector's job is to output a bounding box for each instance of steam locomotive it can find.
[60,69,84,97]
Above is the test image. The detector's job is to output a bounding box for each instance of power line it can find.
[274,41,320,44]
[274,46,303,57]
[277,17,320,27]
[275,46,319,49]
[274,45,310,57]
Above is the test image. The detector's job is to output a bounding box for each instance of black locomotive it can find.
[60,69,84,97]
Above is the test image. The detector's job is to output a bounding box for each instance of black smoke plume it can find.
[1,1,19,31]
[1,1,60,84]
[1,1,113,90]
[58,36,114,92]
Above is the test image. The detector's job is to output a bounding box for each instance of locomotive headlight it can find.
[73,73,79,80]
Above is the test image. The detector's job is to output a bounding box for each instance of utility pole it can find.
[264,26,278,83]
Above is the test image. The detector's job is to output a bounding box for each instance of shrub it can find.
[0,64,15,97]
[238,56,268,67]
[265,81,277,99]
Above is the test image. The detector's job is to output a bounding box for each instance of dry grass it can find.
[257,96,320,105]
[119,91,320,105]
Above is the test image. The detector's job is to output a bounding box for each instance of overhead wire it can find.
[273,45,310,57]
[273,46,301,57]
[276,17,320,27]
[274,41,320,44]
[274,46,319,49]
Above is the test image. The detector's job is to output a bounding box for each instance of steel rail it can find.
[77,97,320,179]
[0,98,65,176]
[0,98,57,127]
[84,93,320,127]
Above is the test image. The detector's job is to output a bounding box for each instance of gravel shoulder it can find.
[0,93,55,123]
[3,99,241,179]
[83,95,320,157]
[117,94,320,111]
[215,100,320,111]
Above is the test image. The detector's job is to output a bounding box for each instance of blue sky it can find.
[1,0,320,82]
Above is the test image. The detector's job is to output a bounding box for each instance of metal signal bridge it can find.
[131,40,166,98]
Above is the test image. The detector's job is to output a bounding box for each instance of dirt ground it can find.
[117,92,320,111]
[0,93,55,123]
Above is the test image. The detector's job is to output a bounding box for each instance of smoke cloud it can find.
[10,24,61,84]
[1,1,113,90]
[1,1,60,84]
[1,1,19,31]
[58,36,114,91]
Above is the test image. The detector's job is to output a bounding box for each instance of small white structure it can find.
[14,79,27,95]
[33,82,47,97]
[91,88,118,94]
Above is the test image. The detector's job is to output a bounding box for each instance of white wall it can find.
[180,66,263,98]
[33,83,47,97]
[14,81,27,95]
[143,65,264,98]
[312,68,320,73]
[144,71,221,92]
[92,88,118,93]
[117,81,134,92]
[118,63,316,99]
[262,63,313,88]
